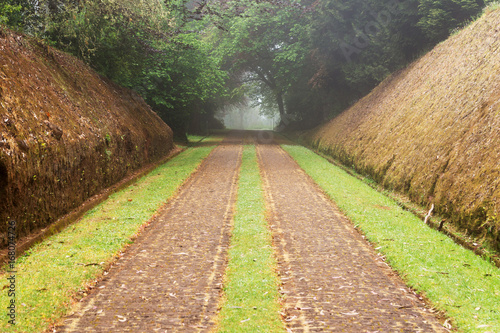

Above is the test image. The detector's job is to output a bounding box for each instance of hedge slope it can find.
[306,9,500,247]
[0,29,174,246]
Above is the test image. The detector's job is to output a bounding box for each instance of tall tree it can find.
[208,0,310,124]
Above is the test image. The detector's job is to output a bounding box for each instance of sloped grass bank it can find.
[0,30,174,246]
[284,145,500,333]
[216,146,284,332]
[305,8,500,248]
[0,145,215,333]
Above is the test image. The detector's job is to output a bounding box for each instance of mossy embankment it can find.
[0,29,174,247]
[305,8,500,248]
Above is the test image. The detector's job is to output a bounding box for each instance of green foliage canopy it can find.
[1,0,493,133]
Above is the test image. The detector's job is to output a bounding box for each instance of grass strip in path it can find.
[283,145,500,333]
[0,145,216,333]
[216,146,284,333]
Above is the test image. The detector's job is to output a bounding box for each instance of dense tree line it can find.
[208,0,490,129]
[1,0,492,134]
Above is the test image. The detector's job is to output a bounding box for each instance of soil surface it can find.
[256,137,445,332]
[56,131,445,332]
[57,135,242,332]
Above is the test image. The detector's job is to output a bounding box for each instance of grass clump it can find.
[216,146,284,333]
[484,1,500,13]
[283,145,500,333]
[0,145,215,333]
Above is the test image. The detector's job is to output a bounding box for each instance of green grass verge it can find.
[216,146,284,333]
[0,145,215,333]
[283,145,500,333]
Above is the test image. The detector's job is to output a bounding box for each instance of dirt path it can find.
[57,134,243,332]
[55,131,446,332]
[257,141,446,332]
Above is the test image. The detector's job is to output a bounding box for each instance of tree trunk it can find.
[276,90,287,129]
[276,90,285,117]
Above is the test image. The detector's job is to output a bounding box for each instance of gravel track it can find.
[57,135,243,332]
[257,140,445,333]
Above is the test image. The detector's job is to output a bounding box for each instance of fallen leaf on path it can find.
[341,310,359,316]
[116,315,127,322]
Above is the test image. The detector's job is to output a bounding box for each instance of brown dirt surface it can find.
[56,134,243,332]
[257,140,446,332]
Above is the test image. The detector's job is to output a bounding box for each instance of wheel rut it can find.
[257,141,446,332]
[57,134,243,332]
